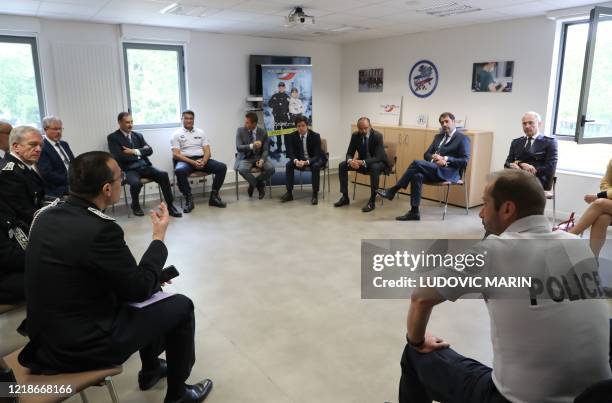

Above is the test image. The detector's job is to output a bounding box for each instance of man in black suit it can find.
[19,151,213,403]
[236,112,275,199]
[0,125,44,226]
[280,115,325,205]
[107,112,182,217]
[334,117,390,212]
[377,112,470,221]
[37,116,75,198]
[504,111,558,189]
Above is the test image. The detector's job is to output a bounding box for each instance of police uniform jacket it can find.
[19,196,167,372]
[0,154,44,226]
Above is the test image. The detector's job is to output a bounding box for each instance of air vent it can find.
[160,3,219,18]
[416,1,481,17]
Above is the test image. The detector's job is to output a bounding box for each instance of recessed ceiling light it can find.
[160,3,181,15]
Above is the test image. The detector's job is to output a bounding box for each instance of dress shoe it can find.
[168,205,183,217]
[247,184,254,198]
[361,201,376,213]
[376,188,396,201]
[396,211,420,221]
[131,204,145,216]
[138,358,167,391]
[164,379,213,403]
[334,195,350,207]
[311,194,318,205]
[280,192,293,202]
[208,191,226,208]
[183,196,194,214]
[257,183,266,200]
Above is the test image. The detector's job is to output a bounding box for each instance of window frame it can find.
[551,18,588,140]
[0,34,46,126]
[122,42,187,129]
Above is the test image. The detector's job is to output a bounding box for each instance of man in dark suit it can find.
[504,111,558,189]
[19,151,213,403]
[236,112,275,199]
[280,115,325,205]
[377,112,470,221]
[37,116,75,198]
[334,117,390,213]
[0,126,44,226]
[107,112,182,217]
[0,198,27,304]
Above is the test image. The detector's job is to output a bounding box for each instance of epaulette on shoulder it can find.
[1,162,15,171]
[87,207,116,221]
[29,198,63,237]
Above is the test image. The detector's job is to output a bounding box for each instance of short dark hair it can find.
[294,115,308,126]
[182,110,195,118]
[357,116,371,126]
[69,151,115,198]
[245,112,258,124]
[439,112,455,122]
[278,82,285,87]
[488,170,546,219]
[117,112,131,122]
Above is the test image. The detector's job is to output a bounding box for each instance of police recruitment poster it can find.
[262,64,312,141]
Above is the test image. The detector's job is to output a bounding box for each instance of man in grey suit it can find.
[236,112,275,199]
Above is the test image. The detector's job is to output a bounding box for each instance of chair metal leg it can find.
[235,171,239,200]
[142,183,146,208]
[395,170,399,199]
[105,376,120,403]
[122,185,130,218]
[327,164,330,193]
[299,170,303,191]
[442,184,450,220]
[352,172,357,200]
[464,182,469,215]
[80,390,89,403]
[322,168,326,200]
[381,175,386,206]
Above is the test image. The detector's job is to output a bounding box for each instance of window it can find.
[0,35,45,126]
[552,7,612,175]
[123,43,187,128]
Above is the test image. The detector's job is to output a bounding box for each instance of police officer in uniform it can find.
[0,126,44,226]
[267,81,291,152]
[19,151,213,403]
[0,198,27,304]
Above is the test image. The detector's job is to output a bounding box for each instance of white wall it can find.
[340,17,603,218]
[27,18,342,184]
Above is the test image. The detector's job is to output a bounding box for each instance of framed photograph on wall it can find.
[359,68,383,92]
[472,61,514,92]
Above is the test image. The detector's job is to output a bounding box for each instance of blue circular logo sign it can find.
[409,60,438,98]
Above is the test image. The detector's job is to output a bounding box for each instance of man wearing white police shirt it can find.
[399,169,611,403]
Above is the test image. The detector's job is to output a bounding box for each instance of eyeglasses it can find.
[46,127,63,131]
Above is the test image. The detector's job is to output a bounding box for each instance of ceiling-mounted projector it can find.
[285,7,315,26]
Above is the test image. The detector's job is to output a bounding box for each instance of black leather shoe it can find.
[168,205,183,217]
[334,195,349,207]
[209,192,227,208]
[138,358,167,391]
[361,201,375,213]
[131,204,145,216]
[280,192,293,202]
[257,183,266,200]
[396,211,420,221]
[164,379,213,403]
[183,196,194,214]
[247,184,254,198]
[311,194,318,205]
[376,188,396,201]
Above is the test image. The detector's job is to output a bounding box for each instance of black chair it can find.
[296,137,331,199]
[423,168,469,220]
[352,142,398,205]
[233,153,272,200]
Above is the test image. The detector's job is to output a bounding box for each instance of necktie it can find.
[359,136,368,159]
[437,134,449,153]
[526,136,533,152]
[299,135,306,160]
[55,143,70,170]
[252,130,257,143]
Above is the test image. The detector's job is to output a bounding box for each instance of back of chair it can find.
[320,138,328,155]
[383,142,398,173]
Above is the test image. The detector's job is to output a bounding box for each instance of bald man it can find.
[0,120,12,159]
[504,111,558,189]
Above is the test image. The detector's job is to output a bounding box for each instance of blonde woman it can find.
[570,158,612,256]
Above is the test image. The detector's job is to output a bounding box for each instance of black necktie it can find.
[127,134,134,147]
[359,136,368,159]
[526,137,533,152]
[55,143,70,169]
[299,135,306,160]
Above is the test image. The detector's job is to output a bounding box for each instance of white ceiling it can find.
[0,0,607,43]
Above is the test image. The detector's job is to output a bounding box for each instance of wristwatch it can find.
[406,334,425,348]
